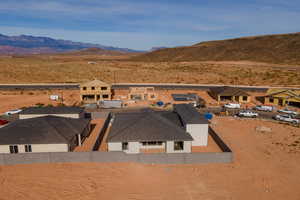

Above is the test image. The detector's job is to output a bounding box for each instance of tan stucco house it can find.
[106,104,209,154]
[19,106,85,119]
[0,116,91,154]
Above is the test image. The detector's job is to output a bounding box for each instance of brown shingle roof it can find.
[210,86,250,96]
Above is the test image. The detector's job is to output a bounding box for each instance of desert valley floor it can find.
[0,54,299,86]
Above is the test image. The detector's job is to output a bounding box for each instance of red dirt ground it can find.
[1,117,300,200]
[0,90,80,114]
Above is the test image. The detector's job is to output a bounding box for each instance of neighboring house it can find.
[80,80,112,103]
[209,86,250,103]
[0,116,90,154]
[128,87,157,101]
[106,104,209,154]
[19,106,85,119]
[173,104,209,146]
[264,89,300,107]
[172,93,205,107]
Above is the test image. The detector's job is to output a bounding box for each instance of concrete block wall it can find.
[0,151,233,165]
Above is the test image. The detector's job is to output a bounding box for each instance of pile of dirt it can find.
[131,32,300,64]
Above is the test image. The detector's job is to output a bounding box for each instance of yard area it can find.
[0,117,299,200]
[74,119,105,152]
[0,90,80,114]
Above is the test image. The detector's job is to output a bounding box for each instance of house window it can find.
[269,98,274,103]
[25,145,32,152]
[83,87,87,90]
[122,142,128,150]
[142,141,163,146]
[235,96,239,102]
[243,96,248,101]
[91,87,95,90]
[9,145,18,154]
[102,94,109,99]
[174,141,184,151]
[101,87,107,90]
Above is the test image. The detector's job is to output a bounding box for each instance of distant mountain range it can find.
[132,32,300,65]
[150,46,168,51]
[0,34,141,55]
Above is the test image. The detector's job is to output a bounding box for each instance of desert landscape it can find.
[1,1,300,199]
[1,117,299,200]
[0,54,300,86]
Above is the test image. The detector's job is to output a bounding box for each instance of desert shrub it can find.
[35,103,44,107]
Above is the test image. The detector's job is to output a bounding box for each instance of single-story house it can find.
[0,116,90,154]
[209,86,250,103]
[171,93,206,107]
[19,106,85,119]
[106,104,209,154]
[173,104,209,146]
[264,89,300,107]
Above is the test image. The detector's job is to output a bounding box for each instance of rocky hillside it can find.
[131,32,300,64]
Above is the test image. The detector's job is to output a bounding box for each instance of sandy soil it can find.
[1,117,300,200]
[74,119,105,152]
[0,90,80,113]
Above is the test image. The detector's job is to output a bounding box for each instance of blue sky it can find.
[0,0,299,50]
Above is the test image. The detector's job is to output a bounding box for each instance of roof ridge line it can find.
[108,113,149,141]
[43,116,72,142]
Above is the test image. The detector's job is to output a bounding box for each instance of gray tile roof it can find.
[174,104,208,124]
[107,111,193,143]
[0,116,90,145]
[20,106,84,115]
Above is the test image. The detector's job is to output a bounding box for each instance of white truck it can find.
[277,109,298,116]
[238,110,259,118]
[254,105,274,112]
[224,103,241,109]
[274,114,299,124]
[5,109,22,115]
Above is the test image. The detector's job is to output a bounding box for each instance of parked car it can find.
[237,110,259,118]
[5,109,22,115]
[277,108,298,116]
[254,105,274,112]
[274,114,299,124]
[224,103,241,109]
[0,119,9,125]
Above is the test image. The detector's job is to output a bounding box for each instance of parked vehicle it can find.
[224,103,241,109]
[254,105,274,112]
[0,119,9,125]
[274,114,299,124]
[5,109,22,115]
[277,108,298,116]
[238,110,259,118]
[49,95,59,101]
